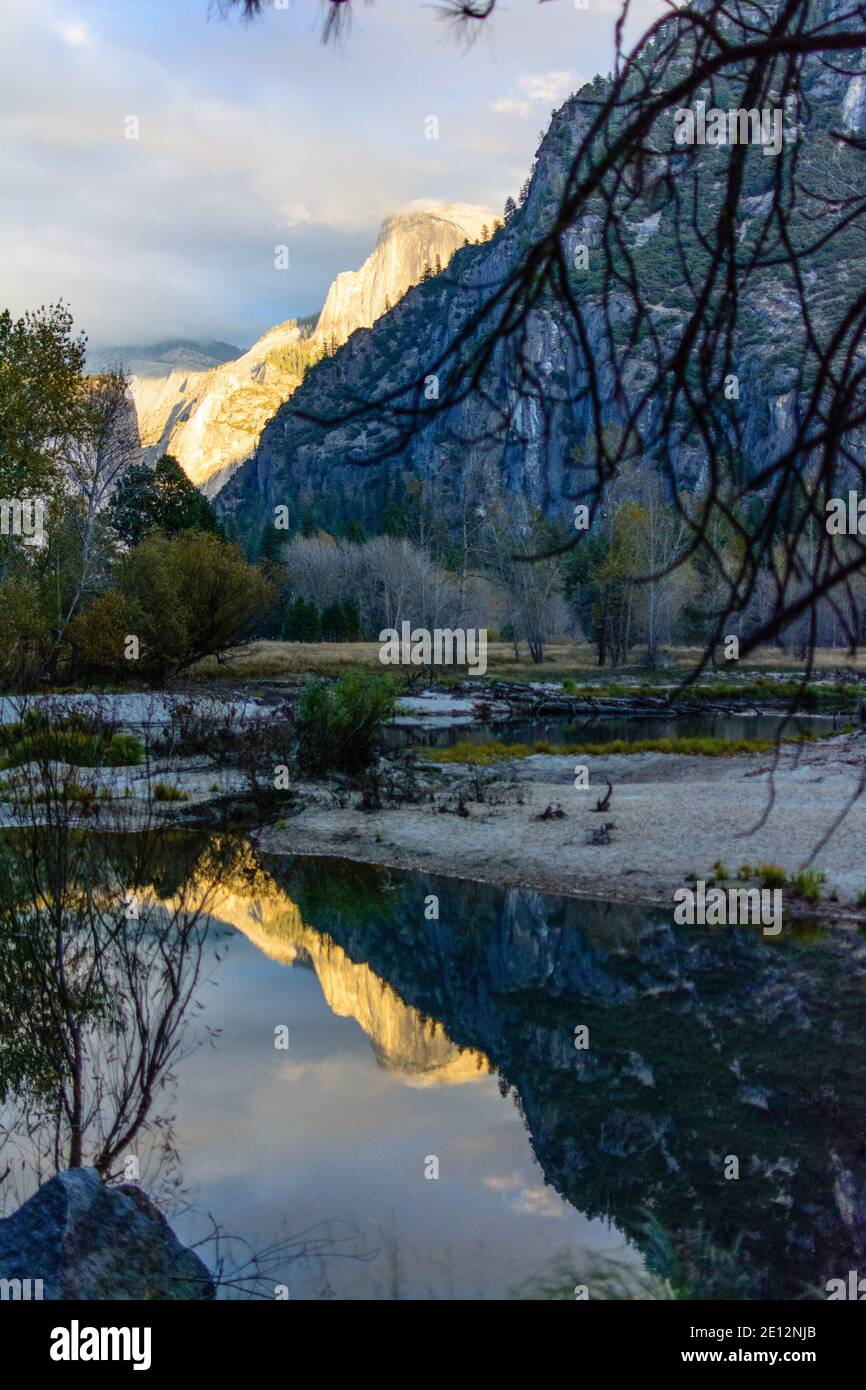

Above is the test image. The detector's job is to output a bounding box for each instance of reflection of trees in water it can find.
[0,746,243,1211]
[0,763,376,1297]
[8,801,862,1300]
[263,858,866,1300]
[513,1214,760,1302]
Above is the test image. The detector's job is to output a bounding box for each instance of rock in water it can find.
[0,1167,214,1300]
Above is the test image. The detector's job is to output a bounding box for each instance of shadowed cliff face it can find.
[258,854,866,1300]
[129,206,494,498]
[215,20,866,546]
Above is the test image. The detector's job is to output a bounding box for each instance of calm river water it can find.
[3,837,864,1300]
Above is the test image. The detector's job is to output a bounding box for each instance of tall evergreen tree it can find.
[339,595,362,641]
[342,517,367,545]
[109,455,221,548]
[299,504,318,537]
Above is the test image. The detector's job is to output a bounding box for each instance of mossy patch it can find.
[421,730,829,765]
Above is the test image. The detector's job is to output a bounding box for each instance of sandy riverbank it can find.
[257,733,866,913]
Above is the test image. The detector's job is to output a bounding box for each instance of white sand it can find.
[258,734,866,913]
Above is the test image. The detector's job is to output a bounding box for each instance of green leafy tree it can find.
[320,601,344,641]
[256,519,290,565]
[282,596,321,641]
[563,533,611,663]
[301,598,321,641]
[339,595,362,640]
[108,455,222,548]
[299,504,318,538]
[298,669,396,774]
[0,301,87,506]
[341,518,367,545]
[0,574,53,690]
[282,596,306,641]
[69,530,273,683]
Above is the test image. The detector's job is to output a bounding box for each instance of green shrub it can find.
[0,722,145,769]
[790,868,826,903]
[298,669,396,774]
[755,863,787,889]
[102,732,146,766]
[34,778,97,804]
[153,782,189,802]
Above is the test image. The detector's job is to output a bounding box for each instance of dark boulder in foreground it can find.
[0,1167,214,1300]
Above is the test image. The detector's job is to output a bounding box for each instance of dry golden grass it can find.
[191,639,866,685]
[193,641,385,681]
[738,647,866,671]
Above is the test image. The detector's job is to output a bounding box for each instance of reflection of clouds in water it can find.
[511,1186,568,1220]
[171,928,637,1298]
[274,1062,317,1084]
[201,865,490,1088]
[484,1172,567,1218]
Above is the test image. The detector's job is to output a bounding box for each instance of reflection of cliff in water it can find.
[7,826,865,1299]
[180,846,490,1088]
[258,854,866,1300]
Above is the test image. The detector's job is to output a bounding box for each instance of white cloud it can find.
[492,70,581,119]
[0,0,664,344]
[520,71,578,103]
[277,201,319,228]
[483,1173,523,1192]
[55,19,90,47]
[491,95,533,118]
[483,1173,566,1217]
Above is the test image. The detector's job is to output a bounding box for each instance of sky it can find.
[0,0,662,351]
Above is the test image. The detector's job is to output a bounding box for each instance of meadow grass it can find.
[153,782,189,803]
[192,639,866,704]
[0,725,145,770]
[420,730,832,765]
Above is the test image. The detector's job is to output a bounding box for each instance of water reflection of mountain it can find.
[253,853,866,1301]
[14,829,864,1299]
[197,858,490,1088]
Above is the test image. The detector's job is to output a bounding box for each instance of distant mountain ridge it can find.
[88,338,243,378]
[214,1,866,544]
[116,204,495,495]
